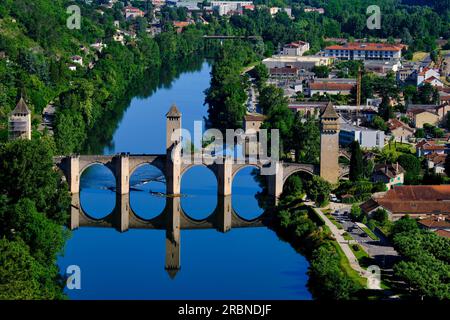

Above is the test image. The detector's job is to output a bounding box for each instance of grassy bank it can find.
[266,198,368,299]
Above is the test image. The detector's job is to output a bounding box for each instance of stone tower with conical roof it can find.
[320,101,340,184]
[9,97,31,140]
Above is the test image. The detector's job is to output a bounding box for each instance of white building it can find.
[71,55,83,66]
[123,6,145,20]
[269,7,292,18]
[339,121,385,149]
[325,43,405,61]
[262,55,333,71]
[210,1,253,15]
[417,67,441,86]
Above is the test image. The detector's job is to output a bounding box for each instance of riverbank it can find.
[266,197,375,300]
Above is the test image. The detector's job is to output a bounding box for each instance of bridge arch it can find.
[180,164,218,220]
[282,165,316,185]
[129,163,166,220]
[79,163,116,219]
[231,164,265,221]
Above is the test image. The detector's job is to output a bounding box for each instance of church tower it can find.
[9,97,31,140]
[320,102,340,184]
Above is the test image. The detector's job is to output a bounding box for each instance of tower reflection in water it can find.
[70,194,265,279]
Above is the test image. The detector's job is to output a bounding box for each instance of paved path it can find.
[309,205,366,276]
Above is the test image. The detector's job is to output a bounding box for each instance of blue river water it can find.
[57,61,311,299]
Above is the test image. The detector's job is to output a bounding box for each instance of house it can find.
[68,65,77,71]
[360,185,450,220]
[269,66,299,80]
[90,41,106,53]
[269,7,292,18]
[425,152,447,175]
[282,41,310,57]
[417,216,450,232]
[8,98,32,141]
[372,163,404,190]
[417,67,441,86]
[173,21,193,33]
[416,140,447,157]
[423,76,444,88]
[324,43,405,61]
[70,55,83,66]
[339,121,385,149]
[152,0,166,6]
[113,33,125,44]
[309,82,355,96]
[304,7,324,14]
[123,6,145,20]
[387,118,415,142]
[407,108,439,128]
[397,62,420,83]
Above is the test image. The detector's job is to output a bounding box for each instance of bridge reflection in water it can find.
[70,193,267,278]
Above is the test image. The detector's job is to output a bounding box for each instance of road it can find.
[307,204,368,280]
[330,204,399,269]
[246,76,260,113]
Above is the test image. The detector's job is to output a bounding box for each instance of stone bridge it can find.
[55,103,349,229]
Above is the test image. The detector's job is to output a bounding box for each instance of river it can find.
[57,60,311,299]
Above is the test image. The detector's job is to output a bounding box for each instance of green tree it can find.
[398,154,421,184]
[282,175,303,198]
[312,66,330,78]
[0,139,69,223]
[0,238,64,300]
[307,176,332,207]
[372,115,387,131]
[415,128,425,138]
[349,204,363,221]
[349,141,364,181]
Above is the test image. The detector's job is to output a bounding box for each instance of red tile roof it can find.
[244,114,266,121]
[418,217,450,229]
[435,229,450,238]
[376,185,450,215]
[309,82,354,91]
[325,42,405,52]
[285,41,308,48]
[425,152,447,165]
[387,119,414,132]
